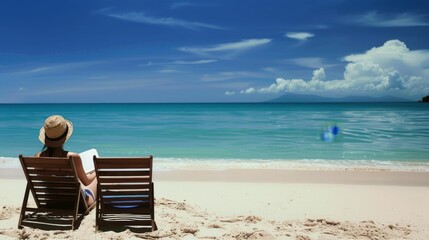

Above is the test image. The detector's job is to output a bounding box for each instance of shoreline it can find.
[3,156,429,172]
[3,167,429,186]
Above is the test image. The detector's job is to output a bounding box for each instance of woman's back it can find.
[36,115,97,205]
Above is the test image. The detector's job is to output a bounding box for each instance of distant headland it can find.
[419,95,429,102]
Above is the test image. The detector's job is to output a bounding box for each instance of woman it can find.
[36,115,97,206]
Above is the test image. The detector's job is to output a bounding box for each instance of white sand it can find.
[1,168,429,239]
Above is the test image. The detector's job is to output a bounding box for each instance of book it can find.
[79,148,99,173]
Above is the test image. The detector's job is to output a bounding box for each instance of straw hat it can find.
[39,115,74,147]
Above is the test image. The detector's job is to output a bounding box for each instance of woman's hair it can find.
[41,127,68,157]
[41,145,57,157]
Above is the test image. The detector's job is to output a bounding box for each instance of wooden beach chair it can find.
[93,156,157,232]
[18,155,96,230]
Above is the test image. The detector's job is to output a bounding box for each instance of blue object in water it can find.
[332,125,339,135]
[321,124,340,142]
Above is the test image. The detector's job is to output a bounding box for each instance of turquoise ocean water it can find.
[1,103,429,170]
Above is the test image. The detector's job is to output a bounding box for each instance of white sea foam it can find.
[0,157,21,168]
[2,156,429,172]
[153,158,429,172]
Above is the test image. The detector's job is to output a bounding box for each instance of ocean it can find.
[1,103,429,171]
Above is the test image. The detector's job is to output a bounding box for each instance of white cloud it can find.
[238,40,429,97]
[344,40,409,61]
[225,91,236,96]
[312,68,326,81]
[4,60,109,76]
[173,59,217,65]
[159,69,180,73]
[343,40,429,77]
[138,59,216,68]
[285,32,315,40]
[240,88,256,94]
[350,11,429,27]
[179,39,271,55]
[103,12,224,30]
[140,62,153,67]
[201,71,266,82]
[262,67,276,72]
[288,57,336,68]
[26,67,54,74]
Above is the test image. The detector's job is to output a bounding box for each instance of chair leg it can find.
[152,220,158,231]
[72,188,81,230]
[94,197,99,233]
[150,182,157,231]
[95,193,99,232]
[18,183,30,229]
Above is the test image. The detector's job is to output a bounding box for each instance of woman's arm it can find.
[86,171,96,182]
[68,152,94,186]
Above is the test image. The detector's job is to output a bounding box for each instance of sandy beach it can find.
[1,167,429,239]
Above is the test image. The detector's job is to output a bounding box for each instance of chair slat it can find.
[27,169,74,176]
[24,207,75,215]
[22,158,72,169]
[101,190,150,196]
[98,177,151,183]
[99,184,150,190]
[33,183,77,189]
[29,176,77,182]
[37,198,76,202]
[99,219,152,226]
[95,158,152,169]
[97,170,151,177]
[102,195,149,202]
[35,189,77,195]
[36,188,77,193]
[101,206,152,214]
[36,194,74,201]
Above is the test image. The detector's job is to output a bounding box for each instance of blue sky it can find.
[1,0,429,103]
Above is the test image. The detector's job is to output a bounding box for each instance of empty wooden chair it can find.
[93,156,157,232]
[18,155,95,230]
